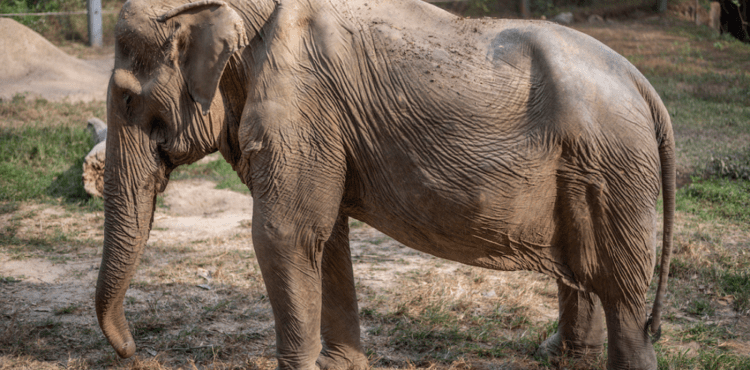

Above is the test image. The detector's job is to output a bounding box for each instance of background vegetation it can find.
[0,0,123,46]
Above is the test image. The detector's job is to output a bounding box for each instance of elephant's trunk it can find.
[95,124,166,358]
[96,201,152,358]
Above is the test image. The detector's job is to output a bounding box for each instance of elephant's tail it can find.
[643,79,675,342]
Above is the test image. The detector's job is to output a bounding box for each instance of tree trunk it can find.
[520,0,531,18]
[720,0,750,42]
[710,2,722,31]
[657,0,668,13]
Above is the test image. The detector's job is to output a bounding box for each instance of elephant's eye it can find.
[123,93,132,106]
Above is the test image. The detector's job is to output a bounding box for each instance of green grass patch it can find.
[677,177,750,223]
[668,254,750,315]
[667,18,750,65]
[656,347,750,370]
[54,304,80,315]
[170,157,248,194]
[0,201,20,215]
[628,18,750,179]
[655,345,695,370]
[653,323,750,370]
[349,219,365,228]
[686,297,715,317]
[0,97,246,211]
[0,124,89,200]
[718,271,750,313]
[0,275,24,284]
[0,97,105,210]
[704,147,750,181]
[669,256,710,280]
[649,74,750,173]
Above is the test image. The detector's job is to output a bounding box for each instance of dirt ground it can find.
[0,175,562,369]
[2,166,747,369]
[0,18,113,103]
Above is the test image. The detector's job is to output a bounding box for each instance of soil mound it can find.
[0,18,112,102]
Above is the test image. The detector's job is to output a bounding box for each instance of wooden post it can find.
[87,0,102,47]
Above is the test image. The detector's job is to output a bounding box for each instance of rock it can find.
[87,117,107,144]
[551,12,574,24]
[82,117,107,198]
[588,14,604,23]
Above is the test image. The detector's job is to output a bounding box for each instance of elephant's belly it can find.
[346,190,576,285]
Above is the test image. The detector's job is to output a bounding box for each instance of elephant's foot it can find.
[316,349,368,370]
[536,332,562,359]
[606,333,657,370]
[604,319,657,370]
[540,281,606,366]
[536,332,604,366]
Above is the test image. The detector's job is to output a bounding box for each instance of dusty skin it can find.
[98,1,675,370]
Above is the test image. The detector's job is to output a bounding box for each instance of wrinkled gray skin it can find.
[97,0,675,369]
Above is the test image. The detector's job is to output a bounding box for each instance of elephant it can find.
[96,0,675,369]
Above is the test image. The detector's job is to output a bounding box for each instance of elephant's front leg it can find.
[252,210,328,370]
[318,214,368,370]
[245,128,349,369]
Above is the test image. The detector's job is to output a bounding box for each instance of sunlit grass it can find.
[0,97,105,210]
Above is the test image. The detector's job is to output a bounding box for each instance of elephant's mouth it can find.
[155,147,176,193]
[156,170,170,193]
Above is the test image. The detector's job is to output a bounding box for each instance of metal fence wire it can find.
[0,10,116,16]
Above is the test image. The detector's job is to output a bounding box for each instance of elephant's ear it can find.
[158,0,249,115]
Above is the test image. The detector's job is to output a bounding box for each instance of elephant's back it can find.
[507,21,659,147]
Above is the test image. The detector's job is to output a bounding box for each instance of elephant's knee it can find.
[256,216,334,249]
[255,217,296,244]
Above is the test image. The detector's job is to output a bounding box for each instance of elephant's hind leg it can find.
[592,195,658,369]
[318,214,368,370]
[537,281,606,364]
[554,142,660,369]
[597,290,656,370]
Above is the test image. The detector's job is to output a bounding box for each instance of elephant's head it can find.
[96,0,248,358]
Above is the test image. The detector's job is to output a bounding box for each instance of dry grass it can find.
[3,197,747,369]
[1,191,565,369]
